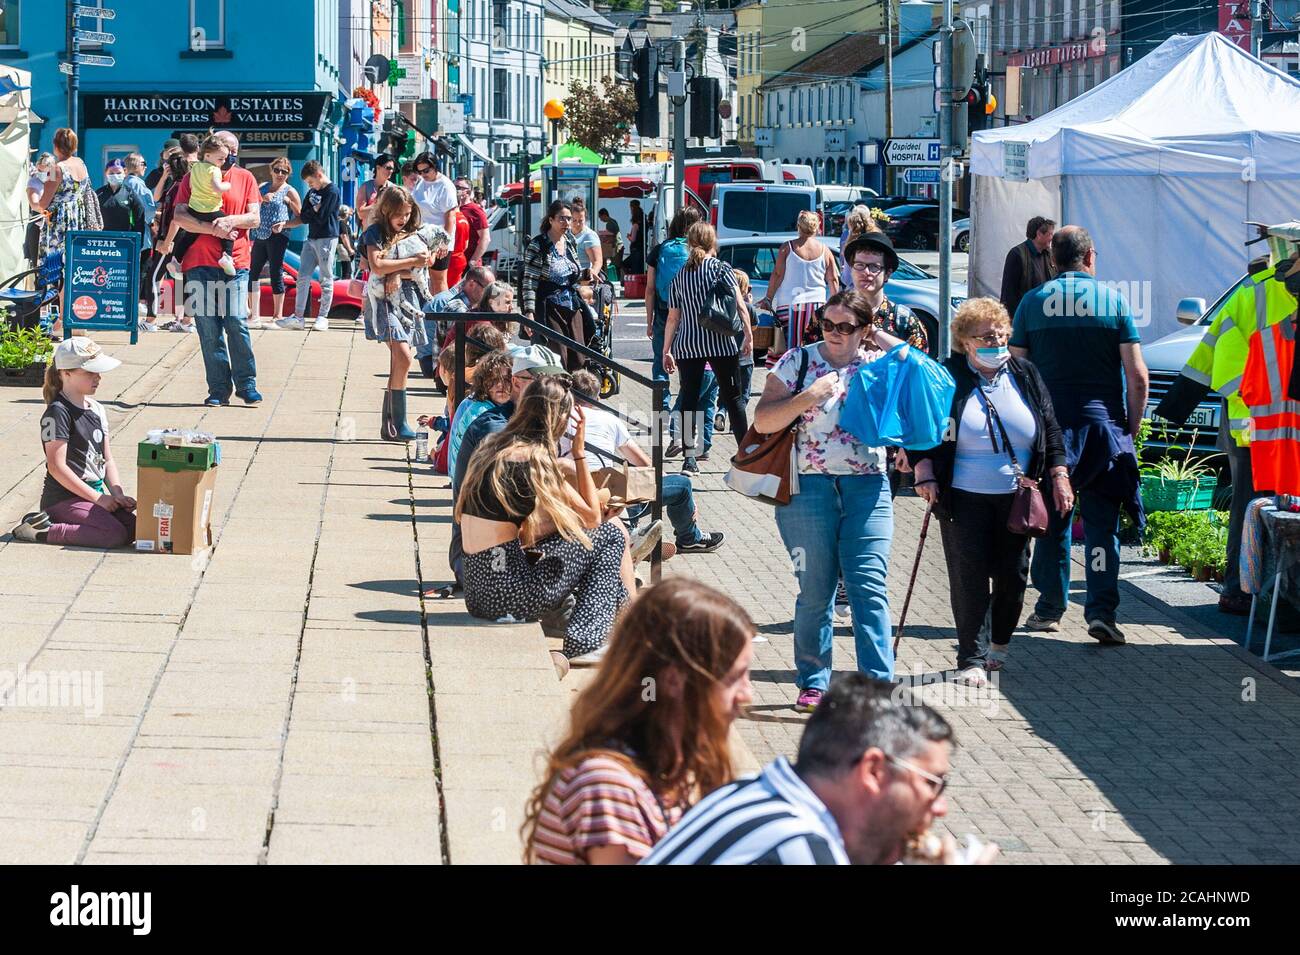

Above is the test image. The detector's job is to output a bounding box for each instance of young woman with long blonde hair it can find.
[523,577,754,864]
[456,375,633,667]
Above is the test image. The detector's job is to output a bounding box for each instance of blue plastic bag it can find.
[840,343,955,449]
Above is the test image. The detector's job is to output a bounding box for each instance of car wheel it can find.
[956,231,970,253]
[329,304,361,322]
[910,232,930,251]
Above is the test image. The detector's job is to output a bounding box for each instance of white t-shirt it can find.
[771,343,886,476]
[412,175,457,226]
[560,406,634,469]
[951,371,1037,494]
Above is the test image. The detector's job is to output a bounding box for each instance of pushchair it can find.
[0,249,63,332]
[581,277,619,397]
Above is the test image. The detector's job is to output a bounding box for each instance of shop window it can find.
[0,0,18,47]
[189,0,225,51]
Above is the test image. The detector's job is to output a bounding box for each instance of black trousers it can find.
[678,355,748,458]
[250,233,290,294]
[938,488,1030,669]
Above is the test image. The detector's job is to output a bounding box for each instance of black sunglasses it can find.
[415,165,434,174]
[819,317,864,336]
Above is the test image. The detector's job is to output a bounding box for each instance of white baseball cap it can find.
[52,337,121,373]
[509,344,566,377]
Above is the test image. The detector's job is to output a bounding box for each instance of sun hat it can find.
[53,338,121,373]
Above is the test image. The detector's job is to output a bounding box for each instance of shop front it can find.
[78,93,336,187]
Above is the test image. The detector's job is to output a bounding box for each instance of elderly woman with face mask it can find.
[909,298,1071,686]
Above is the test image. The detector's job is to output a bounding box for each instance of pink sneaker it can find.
[795,688,824,713]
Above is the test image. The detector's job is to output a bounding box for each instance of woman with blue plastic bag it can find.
[753,290,906,712]
[910,299,1072,686]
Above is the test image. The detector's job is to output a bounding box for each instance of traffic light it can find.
[633,43,660,138]
[966,68,994,134]
[689,76,721,140]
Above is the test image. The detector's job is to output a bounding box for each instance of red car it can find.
[155,263,363,320]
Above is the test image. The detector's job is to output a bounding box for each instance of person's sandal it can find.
[424,584,459,599]
[985,646,1009,671]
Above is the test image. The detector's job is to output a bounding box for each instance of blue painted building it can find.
[0,0,347,188]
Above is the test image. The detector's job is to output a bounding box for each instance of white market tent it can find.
[0,64,38,283]
[970,33,1300,342]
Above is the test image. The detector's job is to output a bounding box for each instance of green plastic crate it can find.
[1140,474,1217,512]
[137,441,219,473]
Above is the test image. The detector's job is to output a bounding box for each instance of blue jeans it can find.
[774,473,894,687]
[651,311,671,416]
[294,237,338,319]
[670,369,717,454]
[626,474,704,546]
[186,268,256,400]
[1031,489,1121,624]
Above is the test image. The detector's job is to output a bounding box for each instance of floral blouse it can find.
[875,298,929,353]
[771,343,887,475]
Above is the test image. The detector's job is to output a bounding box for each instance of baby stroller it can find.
[0,249,63,332]
[581,277,619,397]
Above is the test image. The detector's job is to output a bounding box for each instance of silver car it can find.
[716,235,967,358]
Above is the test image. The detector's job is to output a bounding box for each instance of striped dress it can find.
[668,255,741,360]
[531,754,682,864]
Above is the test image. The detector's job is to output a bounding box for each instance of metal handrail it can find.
[443,310,666,582]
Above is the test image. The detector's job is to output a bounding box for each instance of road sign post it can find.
[938,0,954,360]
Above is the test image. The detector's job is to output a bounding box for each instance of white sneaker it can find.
[170,321,194,334]
[276,317,305,330]
[312,315,329,331]
[246,317,269,330]
[218,253,236,276]
[138,320,158,333]
[166,259,183,280]
[569,644,609,668]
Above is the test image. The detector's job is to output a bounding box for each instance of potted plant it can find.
[1139,422,1223,512]
[0,324,54,387]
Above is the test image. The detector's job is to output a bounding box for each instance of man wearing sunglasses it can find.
[410,151,458,291]
[644,675,999,865]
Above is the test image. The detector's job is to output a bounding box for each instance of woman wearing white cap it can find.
[10,339,137,548]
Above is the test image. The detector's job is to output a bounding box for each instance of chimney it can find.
[646,0,664,14]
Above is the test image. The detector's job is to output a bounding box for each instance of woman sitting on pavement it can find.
[754,289,906,713]
[910,298,1072,686]
[12,339,136,548]
[563,369,725,559]
[522,577,754,864]
[456,375,633,669]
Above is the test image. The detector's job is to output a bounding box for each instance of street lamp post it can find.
[543,98,565,202]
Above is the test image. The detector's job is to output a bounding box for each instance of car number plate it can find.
[1147,402,1218,430]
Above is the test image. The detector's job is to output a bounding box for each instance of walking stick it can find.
[893,502,934,655]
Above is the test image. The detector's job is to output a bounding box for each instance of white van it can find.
[711,183,819,239]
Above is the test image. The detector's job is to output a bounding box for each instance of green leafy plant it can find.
[1140,420,1224,482]
[0,325,53,370]
[1144,509,1228,575]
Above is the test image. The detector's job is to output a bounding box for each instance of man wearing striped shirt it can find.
[643,675,995,865]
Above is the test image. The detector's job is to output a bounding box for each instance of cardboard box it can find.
[134,466,218,555]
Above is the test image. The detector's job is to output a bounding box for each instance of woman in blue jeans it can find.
[754,289,905,711]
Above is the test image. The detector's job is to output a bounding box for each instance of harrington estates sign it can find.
[81,93,331,130]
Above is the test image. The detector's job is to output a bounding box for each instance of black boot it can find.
[380,389,397,441]
[389,388,417,441]
[418,354,436,379]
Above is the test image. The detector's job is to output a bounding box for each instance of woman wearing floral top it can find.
[754,289,906,712]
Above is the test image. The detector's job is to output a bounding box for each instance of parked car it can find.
[160,255,362,322]
[881,204,970,251]
[716,235,966,358]
[711,183,819,240]
[1143,279,1239,457]
[952,217,970,252]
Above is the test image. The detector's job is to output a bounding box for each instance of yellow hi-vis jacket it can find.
[1156,266,1299,447]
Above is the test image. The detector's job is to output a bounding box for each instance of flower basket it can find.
[0,360,47,387]
[1141,474,1217,513]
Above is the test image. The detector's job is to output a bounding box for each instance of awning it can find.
[500,175,656,202]
[529,142,603,168]
[455,133,495,169]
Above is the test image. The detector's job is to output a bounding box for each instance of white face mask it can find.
[106,174,125,187]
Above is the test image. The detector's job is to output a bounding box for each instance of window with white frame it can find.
[190,0,225,50]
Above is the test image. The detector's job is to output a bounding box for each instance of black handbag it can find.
[698,261,743,336]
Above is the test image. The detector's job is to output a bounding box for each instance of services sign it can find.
[81,93,332,131]
[62,231,140,345]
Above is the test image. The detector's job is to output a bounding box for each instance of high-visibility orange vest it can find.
[1240,319,1300,495]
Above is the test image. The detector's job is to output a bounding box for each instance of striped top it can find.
[668,255,741,360]
[640,757,849,866]
[531,754,682,865]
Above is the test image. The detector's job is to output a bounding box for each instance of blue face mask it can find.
[975,345,1011,369]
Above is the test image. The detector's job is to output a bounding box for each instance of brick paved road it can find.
[613,298,1300,864]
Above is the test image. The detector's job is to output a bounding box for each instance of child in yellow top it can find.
[168,136,236,275]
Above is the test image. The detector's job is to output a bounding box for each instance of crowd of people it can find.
[17,147,1160,863]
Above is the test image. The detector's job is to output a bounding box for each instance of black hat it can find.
[843,231,898,274]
